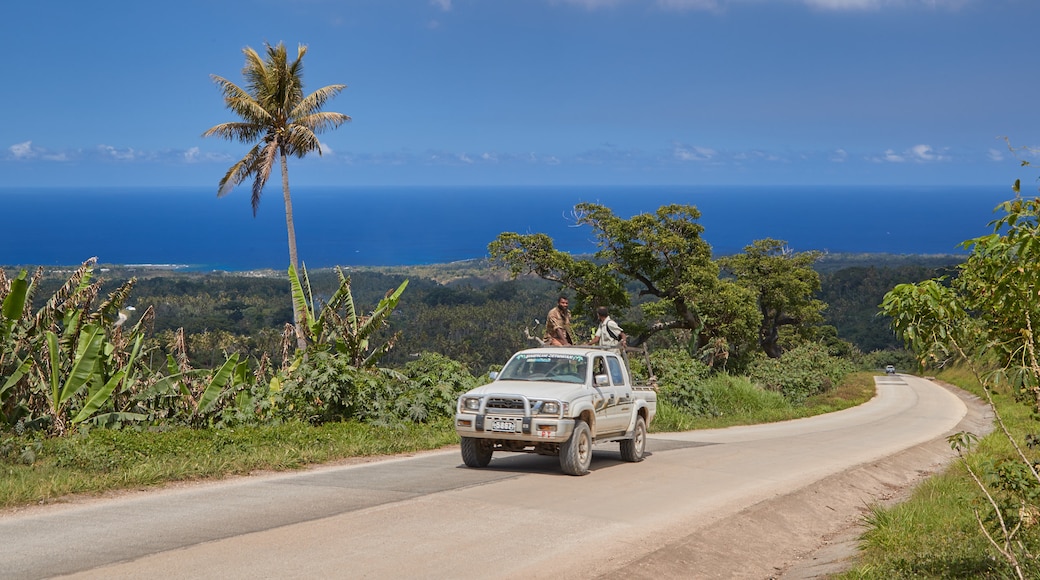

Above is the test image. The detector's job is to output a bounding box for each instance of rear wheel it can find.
[619,415,646,462]
[460,437,493,468]
[560,419,593,476]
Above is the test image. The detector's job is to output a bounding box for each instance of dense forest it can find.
[24,252,960,374]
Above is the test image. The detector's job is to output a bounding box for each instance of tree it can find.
[202,42,350,349]
[488,203,760,364]
[880,188,1040,579]
[720,238,825,358]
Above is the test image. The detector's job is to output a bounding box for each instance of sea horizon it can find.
[1,184,1018,271]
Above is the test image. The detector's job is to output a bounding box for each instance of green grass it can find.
[651,370,877,432]
[0,421,458,509]
[837,368,1040,579]
[1,372,877,511]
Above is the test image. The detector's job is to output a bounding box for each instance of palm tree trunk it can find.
[280,150,308,351]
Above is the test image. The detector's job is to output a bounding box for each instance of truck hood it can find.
[464,380,588,402]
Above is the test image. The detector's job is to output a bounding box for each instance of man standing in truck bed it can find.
[591,306,626,348]
[544,296,574,346]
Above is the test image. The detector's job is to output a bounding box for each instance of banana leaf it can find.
[72,370,124,424]
[197,353,240,415]
[48,325,104,410]
[288,264,318,339]
[1,358,30,401]
[1,271,29,341]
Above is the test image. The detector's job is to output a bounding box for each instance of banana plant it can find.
[44,324,104,435]
[288,264,408,367]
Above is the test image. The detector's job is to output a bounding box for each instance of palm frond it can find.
[293,84,346,117]
[217,144,266,197]
[295,111,351,136]
[283,126,321,158]
[202,122,264,144]
[250,140,279,214]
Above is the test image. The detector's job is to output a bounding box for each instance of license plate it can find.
[491,420,517,432]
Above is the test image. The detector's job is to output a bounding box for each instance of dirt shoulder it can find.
[600,381,993,580]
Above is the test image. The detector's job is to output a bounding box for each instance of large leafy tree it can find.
[720,238,825,358]
[880,189,1040,579]
[488,203,759,364]
[203,42,350,349]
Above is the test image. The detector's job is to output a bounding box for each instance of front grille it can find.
[486,397,525,412]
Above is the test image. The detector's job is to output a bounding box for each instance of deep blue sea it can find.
[0,185,1018,271]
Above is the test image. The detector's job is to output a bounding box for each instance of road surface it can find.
[0,374,986,579]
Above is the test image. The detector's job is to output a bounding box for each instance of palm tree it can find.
[203,42,350,349]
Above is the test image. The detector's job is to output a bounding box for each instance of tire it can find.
[619,415,646,463]
[460,437,493,468]
[560,419,593,476]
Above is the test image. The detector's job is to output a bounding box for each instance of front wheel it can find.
[460,437,493,468]
[560,419,593,476]
[619,415,647,462]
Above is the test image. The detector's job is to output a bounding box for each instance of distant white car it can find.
[885,365,896,375]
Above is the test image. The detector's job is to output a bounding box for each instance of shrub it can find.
[277,351,481,426]
[747,342,854,404]
[641,348,717,416]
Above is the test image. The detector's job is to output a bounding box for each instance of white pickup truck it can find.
[454,346,658,476]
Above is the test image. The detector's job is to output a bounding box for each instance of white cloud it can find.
[184,147,200,162]
[9,141,35,159]
[674,145,716,162]
[908,144,949,162]
[830,148,849,163]
[430,0,452,10]
[867,144,950,164]
[100,145,137,161]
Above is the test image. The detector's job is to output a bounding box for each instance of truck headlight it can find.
[540,401,560,415]
[461,397,481,412]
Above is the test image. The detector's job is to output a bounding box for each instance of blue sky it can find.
[3,0,1039,189]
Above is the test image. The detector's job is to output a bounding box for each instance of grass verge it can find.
[1,372,878,511]
[837,368,1040,579]
[1,421,458,510]
[652,370,877,432]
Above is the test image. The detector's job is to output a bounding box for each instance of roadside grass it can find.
[1,421,458,510]
[1,372,877,511]
[838,367,1040,579]
[652,370,877,432]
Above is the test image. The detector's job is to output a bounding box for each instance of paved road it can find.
[0,374,968,579]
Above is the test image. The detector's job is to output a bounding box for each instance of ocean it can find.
[0,185,1018,271]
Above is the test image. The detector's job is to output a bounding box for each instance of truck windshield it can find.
[498,353,588,384]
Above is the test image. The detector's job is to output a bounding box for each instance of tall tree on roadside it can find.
[488,203,760,364]
[720,239,825,358]
[203,42,350,349]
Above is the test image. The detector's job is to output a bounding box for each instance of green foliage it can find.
[858,349,919,373]
[277,350,479,426]
[0,421,459,508]
[643,348,717,416]
[720,238,826,358]
[290,264,408,367]
[746,342,854,404]
[486,206,811,365]
[1,259,157,434]
[877,179,1040,578]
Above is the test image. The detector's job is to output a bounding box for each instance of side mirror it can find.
[489,371,500,380]
[594,374,609,387]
